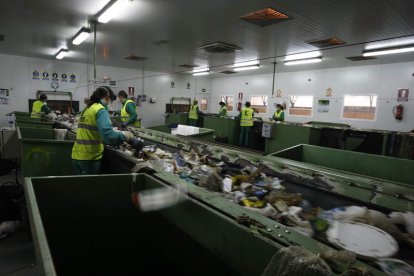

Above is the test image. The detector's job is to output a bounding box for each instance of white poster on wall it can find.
[0,89,9,105]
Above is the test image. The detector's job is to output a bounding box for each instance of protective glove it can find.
[121,131,134,141]
[128,138,144,151]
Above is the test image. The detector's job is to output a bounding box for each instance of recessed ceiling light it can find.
[239,7,291,27]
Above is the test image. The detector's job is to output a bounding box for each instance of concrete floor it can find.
[0,169,36,276]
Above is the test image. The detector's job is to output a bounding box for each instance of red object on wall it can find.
[393,104,404,120]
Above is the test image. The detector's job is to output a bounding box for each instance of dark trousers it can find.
[189,119,197,126]
[239,126,251,147]
[72,159,102,175]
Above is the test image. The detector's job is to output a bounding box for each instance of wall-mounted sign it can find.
[397,88,409,102]
[238,92,243,99]
[187,82,191,89]
[0,88,9,105]
[61,73,68,82]
[276,89,282,97]
[109,80,117,86]
[325,87,333,97]
[52,73,58,81]
[70,74,76,83]
[32,70,40,80]
[170,81,175,88]
[201,88,206,92]
[42,71,49,81]
[128,87,135,97]
[51,81,59,90]
[317,100,330,113]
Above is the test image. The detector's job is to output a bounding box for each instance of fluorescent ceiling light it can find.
[284,57,322,65]
[192,68,210,75]
[362,45,414,57]
[98,0,129,23]
[285,51,321,61]
[365,36,414,50]
[233,65,260,71]
[55,49,68,60]
[233,60,259,67]
[192,68,209,73]
[192,71,210,76]
[72,27,91,45]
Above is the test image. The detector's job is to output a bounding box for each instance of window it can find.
[200,98,208,111]
[342,95,377,120]
[220,96,234,111]
[250,96,268,113]
[289,96,313,116]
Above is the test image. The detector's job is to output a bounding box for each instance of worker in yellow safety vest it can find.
[31,94,50,118]
[188,100,200,126]
[71,86,136,175]
[239,101,254,147]
[218,101,228,117]
[117,90,140,128]
[273,104,285,122]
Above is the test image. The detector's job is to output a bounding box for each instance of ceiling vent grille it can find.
[0,35,4,42]
[239,7,291,27]
[346,56,377,61]
[179,64,199,68]
[220,71,238,74]
[153,40,170,46]
[308,37,346,48]
[122,55,147,61]
[197,42,242,53]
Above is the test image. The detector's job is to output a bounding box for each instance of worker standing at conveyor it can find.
[273,104,285,122]
[188,99,201,126]
[71,86,135,175]
[239,101,254,147]
[117,90,140,128]
[218,101,228,117]
[31,94,50,118]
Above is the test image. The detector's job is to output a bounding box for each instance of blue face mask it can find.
[100,99,109,106]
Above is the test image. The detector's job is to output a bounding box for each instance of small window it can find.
[289,95,313,116]
[342,95,377,120]
[200,98,208,111]
[220,95,234,111]
[250,96,268,113]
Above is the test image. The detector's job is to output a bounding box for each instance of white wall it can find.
[0,53,211,128]
[211,62,414,132]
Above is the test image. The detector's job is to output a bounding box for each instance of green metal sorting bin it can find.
[265,123,321,154]
[17,128,75,177]
[148,124,215,142]
[203,116,240,145]
[14,111,41,122]
[25,174,280,276]
[304,121,351,128]
[18,127,76,141]
[165,113,189,126]
[16,120,54,129]
[271,144,414,185]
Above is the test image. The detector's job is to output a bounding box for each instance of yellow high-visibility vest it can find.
[189,105,198,120]
[31,100,44,118]
[71,103,105,160]
[240,107,254,126]
[121,99,140,127]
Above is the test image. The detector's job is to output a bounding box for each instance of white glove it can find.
[121,131,134,141]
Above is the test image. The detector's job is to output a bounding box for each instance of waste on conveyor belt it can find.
[119,139,414,274]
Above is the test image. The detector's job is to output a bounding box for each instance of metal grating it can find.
[197,42,242,53]
[307,37,346,48]
[346,56,377,61]
[122,54,147,61]
[220,71,237,74]
[179,64,199,68]
[0,34,4,42]
[239,7,291,27]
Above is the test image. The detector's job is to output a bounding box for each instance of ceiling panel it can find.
[0,0,413,76]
